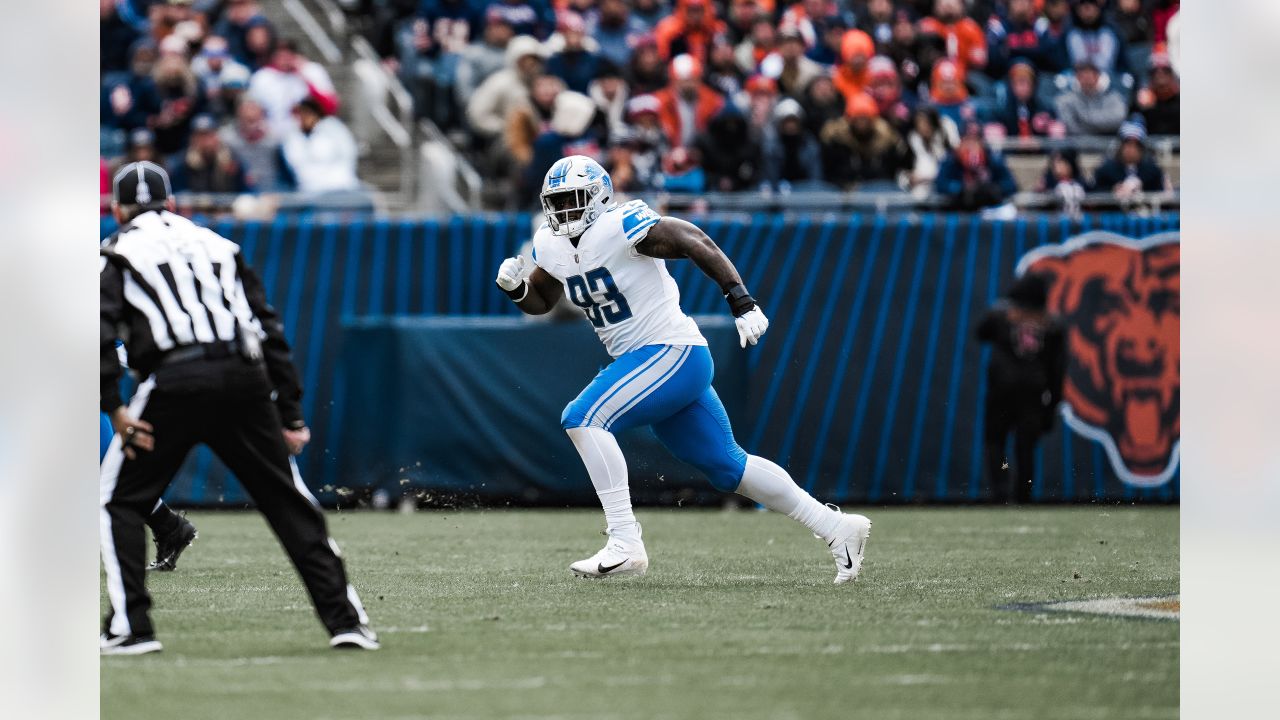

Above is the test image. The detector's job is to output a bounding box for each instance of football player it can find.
[494,156,871,583]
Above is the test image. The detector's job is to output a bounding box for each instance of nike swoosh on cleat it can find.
[597,560,626,574]
[840,547,854,570]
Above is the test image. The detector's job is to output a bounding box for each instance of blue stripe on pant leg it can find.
[561,345,668,429]
[652,386,749,493]
[605,345,713,433]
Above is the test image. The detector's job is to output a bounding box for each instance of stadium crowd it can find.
[101,0,1180,212]
[100,0,364,210]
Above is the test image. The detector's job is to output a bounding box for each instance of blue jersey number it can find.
[566,268,632,328]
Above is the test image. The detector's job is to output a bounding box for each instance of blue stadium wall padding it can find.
[100,212,1180,505]
[331,316,746,505]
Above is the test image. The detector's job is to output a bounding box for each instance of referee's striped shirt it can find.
[100,209,304,426]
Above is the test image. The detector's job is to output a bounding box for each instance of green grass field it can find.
[101,507,1178,720]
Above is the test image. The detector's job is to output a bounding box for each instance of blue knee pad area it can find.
[562,344,747,492]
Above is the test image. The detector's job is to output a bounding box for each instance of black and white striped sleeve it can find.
[100,256,126,413]
[235,253,305,428]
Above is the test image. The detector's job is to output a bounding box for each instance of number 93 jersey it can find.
[531,200,707,358]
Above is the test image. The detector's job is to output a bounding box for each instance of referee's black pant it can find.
[100,358,367,639]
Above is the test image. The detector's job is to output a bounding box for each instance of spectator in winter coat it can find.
[782,0,847,53]
[886,10,927,92]
[695,107,762,191]
[935,123,1017,210]
[806,14,848,66]
[101,0,142,74]
[653,0,726,62]
[609,94,670,192]
[523,90,605,196]
[800,74,845,140]
[466,35,546,139]
[192,36,252,120]
[588,0,649,67]
[214,0,271,67]
[985,0,1050,77]
[1133,49,1179,135]
[1036,0,1072,74]
[455,8,516,106]
[919,0,988,73]
[247,39,339,139]
[1055,58,1128,136]
[1110,0,1154,48]
[1090,119,1169,195]
[1066,0,1126,74]
[653,54,726,148]
[506,74,564,168]
[705,39,747,98]
[589,61,630,141]
[903,106,959,199]
[1039,148,1087,216]
[760,98,824,190]
[997,60,1057,138]
[626,35,669,95]
[735,18,778,74]
[279,97,360,193]
[220,99,283,192]
[150,53,207,155]
[819,92,913,188]
[857,0,897,52]
[546,13,602,93]
[867,55,913,133]
[631,0,670,34]
[240,17,279,72]
[774,27,825,101]
[101,43,162,132]
[170,114,251,194]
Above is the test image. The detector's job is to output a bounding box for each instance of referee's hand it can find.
[109,406,154,460]
[282,426,311,456]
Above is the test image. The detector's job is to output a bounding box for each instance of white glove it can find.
[495,255,526,292]
[735,307,769,348]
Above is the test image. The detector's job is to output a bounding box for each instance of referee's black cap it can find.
[112,161,171,209]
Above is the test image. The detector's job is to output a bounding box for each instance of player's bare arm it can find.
[635,216,771,348]
[495,258,564,315]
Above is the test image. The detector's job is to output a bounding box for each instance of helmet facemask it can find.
[542,184,601,238]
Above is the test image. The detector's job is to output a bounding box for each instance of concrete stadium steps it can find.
[259,0,409,203]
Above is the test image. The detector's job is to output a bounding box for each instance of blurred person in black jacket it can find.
[975,273,1066,504]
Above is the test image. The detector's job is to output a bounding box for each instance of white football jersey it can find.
[531,199,707,357]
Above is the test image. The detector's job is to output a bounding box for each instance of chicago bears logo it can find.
[1016,231,1180,486]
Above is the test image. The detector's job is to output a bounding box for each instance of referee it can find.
[100,162,379,654]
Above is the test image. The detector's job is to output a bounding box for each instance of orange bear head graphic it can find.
[1019,232,1180,486]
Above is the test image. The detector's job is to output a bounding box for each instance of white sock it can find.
[566,427,640,543]
[736,455,844,540]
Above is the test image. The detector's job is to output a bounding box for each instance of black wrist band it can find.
[504,280,530,302]
[723,283,757,317]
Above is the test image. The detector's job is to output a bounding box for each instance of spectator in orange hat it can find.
[653,53,726,147]
[819,91,912,188]
[919,0,988,73]
[1133,49,1179,135]
[832,29,875,103]
[743,74,779,129]
[653,0,726,63]
[928,58,974,129]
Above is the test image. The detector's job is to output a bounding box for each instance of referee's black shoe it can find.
[148,515,198,572]
[100,633,163,656]
[330,624,381,650]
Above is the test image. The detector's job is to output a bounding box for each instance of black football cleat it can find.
[148,514,198,571]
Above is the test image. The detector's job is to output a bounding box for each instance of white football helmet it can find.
[540,155,613,238]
